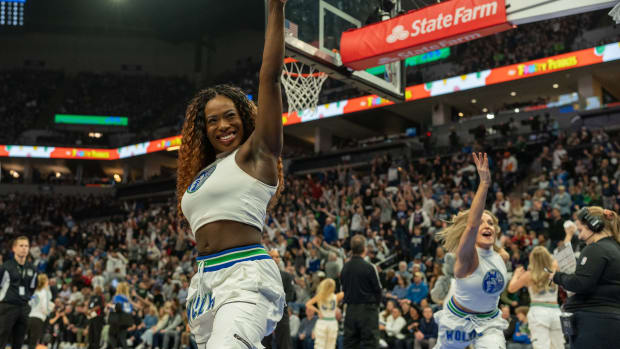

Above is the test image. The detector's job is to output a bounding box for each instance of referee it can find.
[341,234,382,349]
[0,236,37,349]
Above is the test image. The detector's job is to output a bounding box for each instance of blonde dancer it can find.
[305,279,344,349]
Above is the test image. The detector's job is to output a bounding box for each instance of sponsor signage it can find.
[1,43,619,159]
[340,0,512,70]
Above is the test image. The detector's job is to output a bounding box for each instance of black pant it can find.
[343,304,379,349]
[0,303,30,349]
[262,307,291,349]
[27,317,46,349]
[88,316,105,349]
[108,328,129,349]
[570,311,620,349]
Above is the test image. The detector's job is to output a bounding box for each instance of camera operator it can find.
[551,207,620,348]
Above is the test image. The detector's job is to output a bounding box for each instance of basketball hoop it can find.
[281,57,328,117]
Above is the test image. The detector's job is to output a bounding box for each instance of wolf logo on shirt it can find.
[482,269,504,294]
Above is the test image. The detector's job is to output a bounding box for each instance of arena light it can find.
[514,108,520,113]
[482,107,488,113]
[510,91,516,96]
[9,170,19,178]
[486,113,495,120]
[471,98,477,104]
[458,112,464,117]
[113,174,122,183]
[55,172,61,178]
[553,83,559,89]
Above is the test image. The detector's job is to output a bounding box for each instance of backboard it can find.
[279,0,406,102]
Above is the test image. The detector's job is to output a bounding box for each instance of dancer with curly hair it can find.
[177,1,287,348]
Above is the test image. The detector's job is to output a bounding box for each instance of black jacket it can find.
[0,258,37,306]
[341,256,382,305]
[553,237,620,315]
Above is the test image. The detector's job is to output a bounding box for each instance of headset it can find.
[576,207,605,233]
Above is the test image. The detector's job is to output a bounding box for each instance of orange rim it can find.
[283,57,326,78]
[282,72,325,78]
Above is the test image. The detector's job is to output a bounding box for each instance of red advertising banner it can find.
[340,0,512,70]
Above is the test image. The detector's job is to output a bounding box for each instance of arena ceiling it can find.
[18,0,265,40]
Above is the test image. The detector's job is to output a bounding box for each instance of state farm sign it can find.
[340,0,513,70]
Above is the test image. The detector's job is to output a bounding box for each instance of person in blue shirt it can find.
[297,307,317,349]
[403,272,429,305]
[388,274,409,300]
[111,282,134,314]
[510,306,532,349]
[323,216,337,244]
[415,306,438,349]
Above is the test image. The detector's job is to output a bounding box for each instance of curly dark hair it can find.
[176,84,284,223]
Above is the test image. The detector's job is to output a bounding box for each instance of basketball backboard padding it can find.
[285,36,406,102]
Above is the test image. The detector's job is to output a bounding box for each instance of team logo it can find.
[482,269,504,294]
[187,292,215,323]
[187,165,217,193]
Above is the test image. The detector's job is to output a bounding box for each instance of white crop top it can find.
[319,294,338,319]
[180,149,278,236]
[528,285,558,303]
[454,247,507,313]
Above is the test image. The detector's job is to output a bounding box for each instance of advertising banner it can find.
[340,0,511,70]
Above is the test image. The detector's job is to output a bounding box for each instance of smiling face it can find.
[476,212,497,249]
[204,95,245,154]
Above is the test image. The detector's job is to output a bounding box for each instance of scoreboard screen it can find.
[1,0,25,26]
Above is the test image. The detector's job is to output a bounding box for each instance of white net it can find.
[281,58,328,117]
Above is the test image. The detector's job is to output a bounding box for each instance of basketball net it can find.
[281,57,328,117]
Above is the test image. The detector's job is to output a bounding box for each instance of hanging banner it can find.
[340,0,512,70]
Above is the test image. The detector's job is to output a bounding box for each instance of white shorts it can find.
[186,244,285,348]
[433,297,508,349]
[527,303,564,349]
[313,319,338,349]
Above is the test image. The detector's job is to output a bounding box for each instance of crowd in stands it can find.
[409,10,606,83]
[1,123,619,349]
[60,72,194,143]
[3,10,617,147]
[0,69,63,145]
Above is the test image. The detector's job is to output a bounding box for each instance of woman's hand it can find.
[513,266,525,278]
[473,152,490,185]
[472,152,491,184]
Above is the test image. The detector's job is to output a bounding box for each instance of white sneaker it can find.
[378,339,388,348]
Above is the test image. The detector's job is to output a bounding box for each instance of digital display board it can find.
[366,47,451,76]
[0,0,25,26]
[55,114,129,126]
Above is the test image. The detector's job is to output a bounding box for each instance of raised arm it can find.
[507,266,529,293]
[251,0,286,157]
[454,153,491,278]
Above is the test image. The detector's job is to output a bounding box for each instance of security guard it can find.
[0,236,37,349]
[341,234,382,349]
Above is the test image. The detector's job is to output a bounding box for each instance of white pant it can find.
[186,245,285,349]
[527,305,564,349]
[313,319,338,349]
[433,298,508,349]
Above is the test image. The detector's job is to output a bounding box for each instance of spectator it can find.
[297,307,317,349]
[403,272,429,305]
[509,306,532,349]
[414,306,438,349]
